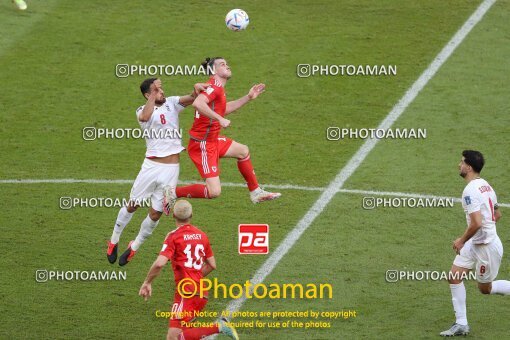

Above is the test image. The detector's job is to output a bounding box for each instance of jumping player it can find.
[139,200,239,340]
[107,78,207,266]
[440,150,510,336]
[167,57,281,208]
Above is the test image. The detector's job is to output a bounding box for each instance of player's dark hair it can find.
[140,78,158,97]
[201,57,223,75]
[462,150,485,173]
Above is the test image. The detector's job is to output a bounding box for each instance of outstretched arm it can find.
[225,83,265,115]
[179,83,211,107]
[139,255,169,301]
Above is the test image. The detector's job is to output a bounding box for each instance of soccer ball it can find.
[225,9,249,31]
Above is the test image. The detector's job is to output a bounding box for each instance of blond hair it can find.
[173,200,192,221]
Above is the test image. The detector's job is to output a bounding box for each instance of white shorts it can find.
[453,236,503,283]
[129,159,179,213]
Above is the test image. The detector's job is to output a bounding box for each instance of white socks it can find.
[491,280,510,295]
[110,207,134,244]
[450,282,468,326]
[131,215,159,251]
[447,279,509,326]
[110,208,160,252]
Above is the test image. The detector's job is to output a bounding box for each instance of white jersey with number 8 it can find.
[136,96,185,158]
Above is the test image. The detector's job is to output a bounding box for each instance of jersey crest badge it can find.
[464,196,471,205]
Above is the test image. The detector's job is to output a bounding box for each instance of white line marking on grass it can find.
[338,188,510,208]
[1,178,507,207]
[0,179,134,184]
[217,0,498,322]
[0,178,324,191]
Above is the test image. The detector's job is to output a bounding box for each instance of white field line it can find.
[0,178,324,192]
[216,0,498,322]
[1,179,507,208]
[338,188,510,208]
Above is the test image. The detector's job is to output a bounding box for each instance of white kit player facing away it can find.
[107,78,208,266]
[440,150,510,337]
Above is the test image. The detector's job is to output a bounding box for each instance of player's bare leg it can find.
[166,328,181,340]
[440,265,471,337]
[205,176,222,198]
[478,282,492,295]
[174,319,237,340]
[107,202,137,264]
[223,140,281,203]
[119,207,162,266]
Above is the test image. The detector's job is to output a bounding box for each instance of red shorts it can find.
[169,293,208,329]
[187,136,233,178]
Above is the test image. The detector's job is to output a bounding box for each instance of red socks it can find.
[180,325,219,339]
[176,154,259,198]
[237,154,259,191]
[176,184,208,199]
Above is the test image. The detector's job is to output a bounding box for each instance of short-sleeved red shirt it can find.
[160,224,214,295]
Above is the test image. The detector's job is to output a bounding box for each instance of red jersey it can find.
[189,77,226,141]
[159,224,214,295]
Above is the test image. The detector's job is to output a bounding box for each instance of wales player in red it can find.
[139,200,238,340]
[165,57,281,207]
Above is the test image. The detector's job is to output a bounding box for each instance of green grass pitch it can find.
[1,0,509,339]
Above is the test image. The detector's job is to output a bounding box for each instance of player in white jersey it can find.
[106,78,208,266]
[440,150,510,337]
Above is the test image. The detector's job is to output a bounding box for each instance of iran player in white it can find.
[107,78,208,266]
[440,150,510,337]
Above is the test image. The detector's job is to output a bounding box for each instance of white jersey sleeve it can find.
[166,96,185,114]
[136,105,144,119]
[461,178,498,244]
[462,186,482,214]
